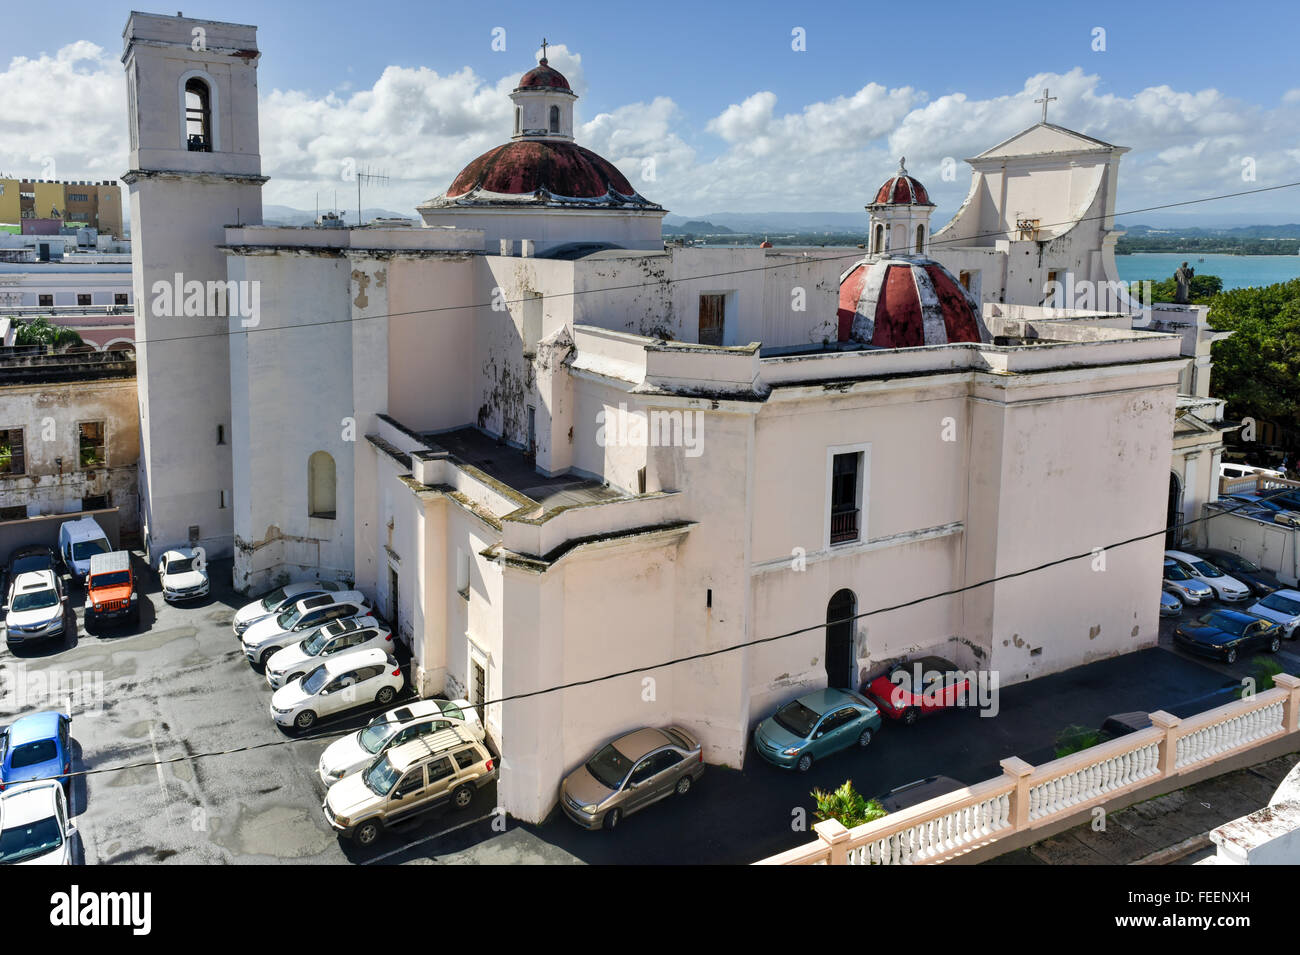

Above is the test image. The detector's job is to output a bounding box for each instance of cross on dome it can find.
[540,37,548,63]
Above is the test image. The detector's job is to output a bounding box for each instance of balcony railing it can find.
[830,507,859,544]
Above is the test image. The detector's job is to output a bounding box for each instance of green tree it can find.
[1129,272,1224,306]
[1205,279,1300,427]
[12,316,83,350]
[810,779,888,829]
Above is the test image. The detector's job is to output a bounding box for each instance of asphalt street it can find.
[1,555,1294,865]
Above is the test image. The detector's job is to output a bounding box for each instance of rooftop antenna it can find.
[355,165,390,227]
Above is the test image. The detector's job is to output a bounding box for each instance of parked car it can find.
[559,726,704,830]
[84,551,138,628]
[1165,550,1251,603]
[875,775,967,812]
[1160,589,1183,617]
[1173,609,1282,664]
[2,546,58,608]
[266,616,392,689]
[158,548,210,602]
[231,580,347,636]
[1222,494,1300,527]
[1097,683,1240,742]
[0,780,75,865]
[863,655,971,725]
[323,728,496,846]
[0,711,72,793]
[241,591,371,667]
[1219,462,1281,480]
[1162,558,1213,605]
[753,688,881,771]
[1245,589,1300,640]
[1191,549,1283,597]
[4,570,66,646]
[57,517,111,583]
[317,697,484,785]
[269,647,404,731]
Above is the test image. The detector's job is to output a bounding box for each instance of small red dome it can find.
[517,58,571,92]
[837,255,985,348]
[872,158,931,206]
[759,239,773,248]
[444,139,652,205]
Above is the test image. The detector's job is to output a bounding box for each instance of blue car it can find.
[753,688,881,772]
[0,711,73,793]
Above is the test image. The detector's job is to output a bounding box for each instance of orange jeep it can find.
[86,550,139,628]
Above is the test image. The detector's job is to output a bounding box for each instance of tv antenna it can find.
[355,165,390,227]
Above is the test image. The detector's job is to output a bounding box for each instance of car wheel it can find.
[375,686,396,706]
[796,753,813,773]
[1269,636,1281,653]
[260,647,278,668]
[675,775,692,796]
[1225,649,1238,665]
[294,710,317,731]
[902,707,921,726]
[451,784,474,810]
[858,727,874,747]
[354,820,381,847]
[603,807,622,831]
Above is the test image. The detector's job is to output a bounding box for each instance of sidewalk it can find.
[986,753,1299,865]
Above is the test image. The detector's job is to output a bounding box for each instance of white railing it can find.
[756,674,1300,865]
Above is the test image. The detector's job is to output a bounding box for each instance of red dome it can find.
[443,140,653,205]
[516,58,571,92]
[872,159,931,206]
[837,255,985,348]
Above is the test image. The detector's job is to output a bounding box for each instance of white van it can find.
[1219,462,1282,480]
[57,516,112,582]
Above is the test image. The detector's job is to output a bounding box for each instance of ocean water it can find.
[1114,253,1300,291]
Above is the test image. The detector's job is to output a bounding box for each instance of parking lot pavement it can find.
[3,558,1295,866]
[0,555,487,864]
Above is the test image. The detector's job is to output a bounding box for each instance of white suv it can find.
[317,697,485,785]
[232,580,347,636]
[269,647,405,731]
[0,780,75,865]
[241,591,371,668]
[265,616,393,689]
[5,570,66,646]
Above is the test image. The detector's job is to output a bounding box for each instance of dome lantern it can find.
[510,40,577,142]
[867,157,936,255]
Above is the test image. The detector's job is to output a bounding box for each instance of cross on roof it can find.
[541,38,548,61]
[1034,88,1057,124]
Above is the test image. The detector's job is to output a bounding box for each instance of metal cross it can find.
[1035,88,1057,123]
[541,38,548,61]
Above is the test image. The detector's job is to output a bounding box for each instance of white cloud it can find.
[0,44,1296,222]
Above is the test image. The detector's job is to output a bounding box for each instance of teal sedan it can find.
[753,688,882,772]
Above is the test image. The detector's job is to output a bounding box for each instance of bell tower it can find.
[510,41,577,141]
[122,12,266,561]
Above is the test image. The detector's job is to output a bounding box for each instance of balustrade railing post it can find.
[1000,756,1034,831]
[1274,673,1300,734]
[1149,710,1181,777]
[813,818,851,865]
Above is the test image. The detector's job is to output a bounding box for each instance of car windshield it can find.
[301,665,329,694]
[0,816,62,864]
[11,589,57,612]
[1260,594,1300,616]
[9,739,57,769]
[10,555,50,575]
[363,756,401,796]
[585,743,634,790]
[359,718,398,754]
[71,538,110,561]
[1164,563,1193,581]
[275,607,302,630]
[1190,560,1223,578]
[1219,554,1260,573]
[440,701,466,721]
[773,700,821,738]
[303,630,332,655]
[259,587,289,611]
[166,557,194,574]
[1202,613,1249,636]
[91,571,130,588]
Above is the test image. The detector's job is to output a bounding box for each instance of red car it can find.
[863,655,972,725]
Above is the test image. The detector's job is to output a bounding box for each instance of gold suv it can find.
[323,726,496,846]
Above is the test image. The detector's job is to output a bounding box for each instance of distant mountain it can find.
[663,211,867,234]
[663,219,737,235]
[1119,222,1300,239]
[261,204,414,226]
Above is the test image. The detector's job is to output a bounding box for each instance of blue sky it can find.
[2,0,1298,220]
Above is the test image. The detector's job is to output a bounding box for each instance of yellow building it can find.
[0,177,19,225]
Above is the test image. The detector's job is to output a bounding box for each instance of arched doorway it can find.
[825,589,856,689]
[1166,472,1182,549]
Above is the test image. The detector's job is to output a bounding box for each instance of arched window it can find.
[308,451,336,519]
[548,104,560,134]
[915,224,925,253]
[874,224,885,253]
[184,77,212,152]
